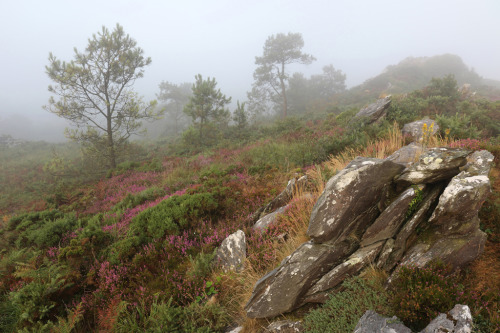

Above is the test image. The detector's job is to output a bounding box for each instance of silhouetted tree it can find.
[250,32,315,118]
[157,81,192,135]
[45,24,158,170]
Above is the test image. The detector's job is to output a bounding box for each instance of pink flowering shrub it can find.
[449,138,484,151]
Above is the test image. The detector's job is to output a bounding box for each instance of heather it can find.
[0,77,499,332]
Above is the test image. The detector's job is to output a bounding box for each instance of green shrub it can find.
[436,113,480,139]
[106,236,143,264]
[113,187,166,211]
[186,250,217,280]
[129,193,218,240]
[303,276,390,332]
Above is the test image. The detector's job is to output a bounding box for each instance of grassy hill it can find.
[0,71,499,332]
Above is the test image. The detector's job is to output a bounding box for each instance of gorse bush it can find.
[303,276,390,333]
[129,192,218,239]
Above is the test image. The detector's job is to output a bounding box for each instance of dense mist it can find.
[1,0,500,142]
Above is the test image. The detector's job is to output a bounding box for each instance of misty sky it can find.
[1,0,499,141]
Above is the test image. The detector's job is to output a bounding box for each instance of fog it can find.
[1,0,499,142]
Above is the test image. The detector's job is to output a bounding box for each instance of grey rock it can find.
[353,310,412,333]
[429,170,491,236]
[261,176,308,217]
[354,96,392,123]
[402,118,439,142]
[387,142,425,168]
[376,238,395,269]
[361,185,425,247]
[226,327,243,333]
[420,304,473,333]
[245,239,356,318]
[461,150,494,176]
[384,185,443,271]
[396,148,470,185]
[253,205,288,231]
[301,241,384,304]
[266,320,303,333]
[398,228,486,270]
[354,305,473,333]
[308,157,405,244]
[214,230,246,272]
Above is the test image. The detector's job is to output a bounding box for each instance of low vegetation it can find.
[1,75,499,332]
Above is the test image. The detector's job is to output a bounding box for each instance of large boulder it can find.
[245,239,356,318]
[300,241,384,304]
[353,96,392,124]
[398,228,486,270]
[402,118,439,143]
[360,185,425,247]
[308,157,404,244]
[214,230,246,272]
[396,148,470,185]
[383,185,443,271]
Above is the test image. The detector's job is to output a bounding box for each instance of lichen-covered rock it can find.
[265,320,303,332]
[253,205,288,231]
[386,142,424,168]
[429,172,490,235]
[396,148,470,185]
[402,118,439,142]
[376,238,394,269]
[398,228,486,270]
[261,176,308,216]
[353,310,412,333]
[214,230,246,272]
[300,241,384,304]
[461,150,494,176]
[245,240,356,318]
[353,96,392,123]
[361,185,425,247]
[308,157,404,244]
[420,304,473,333]
[383,185,443,270]
[354,304,473,333]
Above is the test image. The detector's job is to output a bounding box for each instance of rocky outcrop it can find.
[402,118,439,142]
[307,157,404,244]
[354,304,473,333]
[245,239,356,318]
[245,144,493,319]
[360,185,425,247]
[214,230,246,272]
[396,147,470,185]
[353,96,392,124]
[301,241,384,304]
